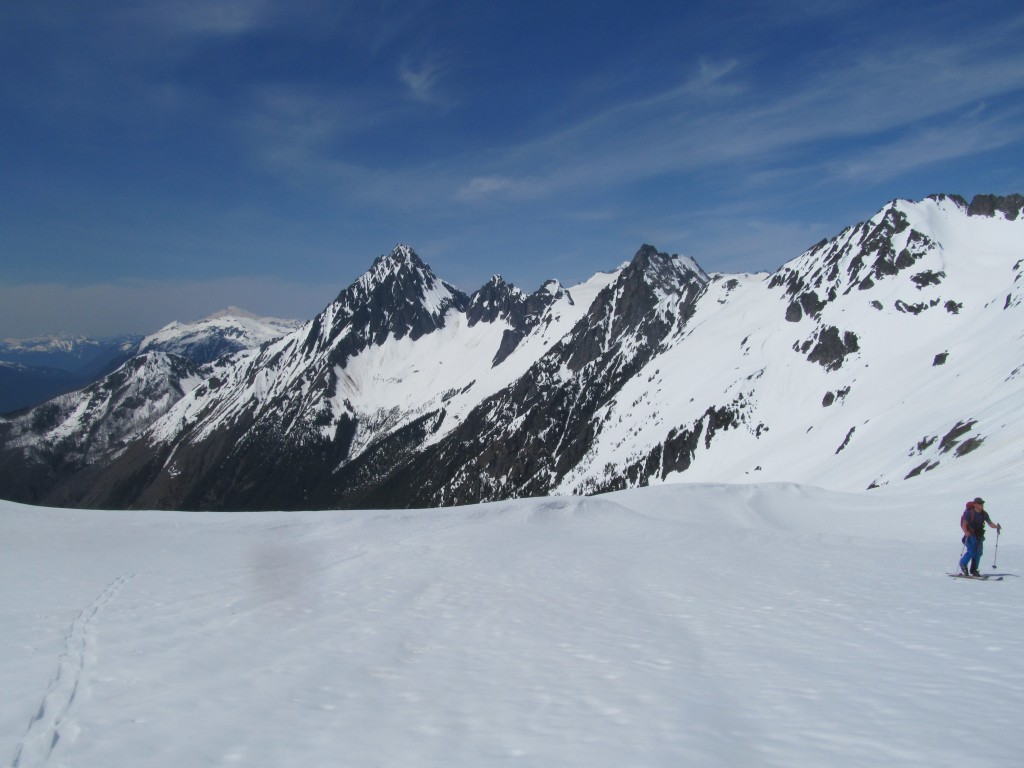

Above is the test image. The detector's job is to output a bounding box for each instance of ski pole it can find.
[992,528,1000,569]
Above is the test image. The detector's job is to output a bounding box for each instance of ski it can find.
[947,573,1004,581]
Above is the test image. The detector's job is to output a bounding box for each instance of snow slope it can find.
[2,478,1020,767]
[0,352,207,507]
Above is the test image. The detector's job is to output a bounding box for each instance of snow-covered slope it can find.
[386,195,1022,507]
[0,353,206,503]
[1,479,1021,767]
[398,244,709,505]
[0,310,302,498]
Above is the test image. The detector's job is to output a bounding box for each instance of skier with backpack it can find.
[959,497,1001,576]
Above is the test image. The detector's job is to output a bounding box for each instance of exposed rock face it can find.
[966,194,1024,220]
[805,326,860,371]
[467,276,570,366]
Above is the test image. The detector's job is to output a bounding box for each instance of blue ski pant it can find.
[960,535,983,572]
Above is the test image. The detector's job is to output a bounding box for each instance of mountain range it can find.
[1,193,1021,510]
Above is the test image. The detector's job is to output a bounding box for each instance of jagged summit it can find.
[627,245,710,294]
[340,244,468,318]
[318,245,470,358]
[355,244,426,290]
[466,275,527,327]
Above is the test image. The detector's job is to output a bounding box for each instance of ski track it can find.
[10,574,134,768]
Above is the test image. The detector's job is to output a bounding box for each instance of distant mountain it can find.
[138,308,302,364]
[2,194,1022,510]
[0,335,141,413]
[0,334,140,372]
[0,310,299,414]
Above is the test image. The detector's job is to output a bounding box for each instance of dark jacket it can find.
[962,503,993,541]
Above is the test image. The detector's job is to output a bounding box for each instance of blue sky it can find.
[2,0,1023,337]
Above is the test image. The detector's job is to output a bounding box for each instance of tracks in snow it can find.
[11,574,134,768]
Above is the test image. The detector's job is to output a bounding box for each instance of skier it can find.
[959,497,1001,576]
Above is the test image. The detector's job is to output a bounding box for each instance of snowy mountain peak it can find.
[621,245,710,303]
[466,275,527,327]
[344,244,468,314]
[139,310,301,365]
[1,334,92,352]
[770,194,1024,327]
[0,334,138,357]
[303,246,472,367]
[354,244,431,293]
[390,242,418,262]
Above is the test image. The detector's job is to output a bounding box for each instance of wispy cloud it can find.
[684,58,744,99]
[243,85,388,153]
[826,107,1024,183]
[399,59,449,105]
[134,0,282,37]
[454,175,542,203]
[235,83,443,208]
[446,27,1024,205]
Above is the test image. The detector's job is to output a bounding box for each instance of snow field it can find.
[1,481,1021,767]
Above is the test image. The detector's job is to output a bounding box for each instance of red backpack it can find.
[962,502,983,535]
